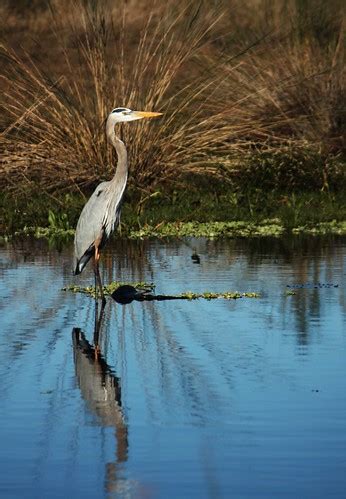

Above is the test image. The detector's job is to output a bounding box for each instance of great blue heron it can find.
[74,107,162,302]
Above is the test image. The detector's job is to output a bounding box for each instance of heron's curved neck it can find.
[106,121,128,184]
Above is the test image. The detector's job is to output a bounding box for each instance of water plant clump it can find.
[179,291,260,300]
[291,221,346,236]
[64,282,260,301]
[127,220,346,239]
[63,281,155,298]
[3,218,346,246]
[128,221,285,239]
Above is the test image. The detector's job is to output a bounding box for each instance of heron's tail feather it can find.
[74,251,93,275]
[74,263,82,275]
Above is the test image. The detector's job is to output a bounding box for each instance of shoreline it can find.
[2,219,345,244]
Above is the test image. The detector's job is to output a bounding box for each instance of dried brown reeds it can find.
[1,1,231,198]
[0,0,344,201]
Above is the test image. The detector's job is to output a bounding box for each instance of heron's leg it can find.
[94,262,98,300]
[94,296,99,338]
[94,245,106,305]
[93,297,106,360]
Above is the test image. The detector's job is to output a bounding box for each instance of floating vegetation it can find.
[4,219,345,245]
[128,220,346,239]
[63,282,260,301]
[63,281,155,298]
[291,221,346,236]
[127,220,286,239]
[6,225,75,241]
[12,210,75,240]
[284,282,339,296]
[178,291,260,300]
[33,227,75,239]
[286,282,339,289]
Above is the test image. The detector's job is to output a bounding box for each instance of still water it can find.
[0,236,345,498]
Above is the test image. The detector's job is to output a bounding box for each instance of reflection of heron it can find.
[72,303,128,492]
[74,108,162,303]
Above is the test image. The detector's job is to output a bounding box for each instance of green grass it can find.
[125,189,346,226]
[1,186,345,242]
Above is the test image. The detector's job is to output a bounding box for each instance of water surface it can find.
[0,236,345,498]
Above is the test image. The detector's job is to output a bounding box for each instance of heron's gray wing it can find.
[74,181,110,274]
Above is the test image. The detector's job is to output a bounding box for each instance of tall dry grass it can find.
[0,0,344,202]
[1,1,231,198]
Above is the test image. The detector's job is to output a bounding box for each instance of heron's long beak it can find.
[133,111,163,119]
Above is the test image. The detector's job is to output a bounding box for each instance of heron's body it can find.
[74,178,124,274]
[73,107,162,300]
[74,132,127,276]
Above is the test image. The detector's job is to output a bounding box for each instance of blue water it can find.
[0,236,345,498]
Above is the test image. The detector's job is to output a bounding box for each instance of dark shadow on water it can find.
[72,301,128,494]
[111,284,186,305]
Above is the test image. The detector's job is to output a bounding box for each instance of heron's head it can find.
[107,107,163,124]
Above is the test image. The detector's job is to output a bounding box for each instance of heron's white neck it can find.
[106,120,128,185]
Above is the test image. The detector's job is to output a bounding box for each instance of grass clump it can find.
[1,1,229,196]
[0,0,345,204]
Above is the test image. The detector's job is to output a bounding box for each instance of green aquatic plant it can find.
[2,188,345,238]
[128,220,286,239]
[9,208,75,240]
[48,210,71,231]
[34,226,75,239]
[126,219,346,239]
[179,291,260,300]
[63,281,155,298]
[64,282,260,301]
[5,218,346,245]
[292,220,346,236]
